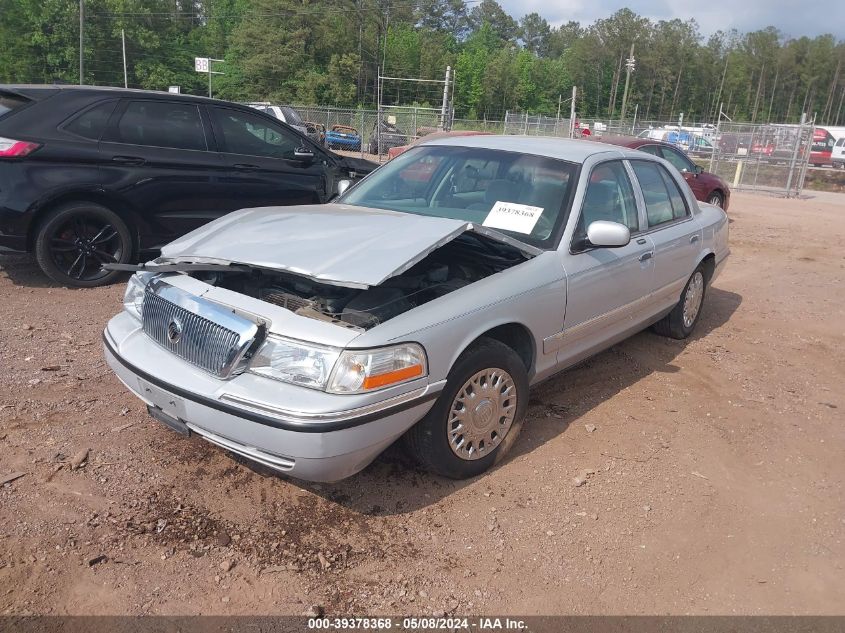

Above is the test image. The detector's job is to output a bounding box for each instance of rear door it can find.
[207,106,330,208]
[629,159,701,313]
[99,98,230,248]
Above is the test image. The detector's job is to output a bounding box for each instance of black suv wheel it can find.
[34,202,133,287]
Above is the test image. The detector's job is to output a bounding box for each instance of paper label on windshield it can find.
[482,201,543,234]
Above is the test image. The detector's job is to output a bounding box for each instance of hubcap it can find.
[49,214,122,282]
[682,271,705,328]
[447,368,517,461]
[709,195,722,207]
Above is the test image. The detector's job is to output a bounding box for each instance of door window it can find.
[114,101,206,151]
[210,107,300,159]
[575,161,639,241]
[631,161,689,227]
[637,144,662,157]
[64,100,117,140]
[659,146,695,173]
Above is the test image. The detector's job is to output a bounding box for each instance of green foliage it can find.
[1,0,842,123]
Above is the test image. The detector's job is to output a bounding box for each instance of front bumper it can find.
[103,313,442,482]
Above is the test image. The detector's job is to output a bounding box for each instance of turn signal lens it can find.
[328,344,427,394]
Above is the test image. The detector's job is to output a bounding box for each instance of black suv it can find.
[0,85,376,287]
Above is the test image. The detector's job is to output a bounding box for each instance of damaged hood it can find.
[159,204,537,288]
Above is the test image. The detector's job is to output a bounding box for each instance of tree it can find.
[520,13,550,56]
[468,0,517,43]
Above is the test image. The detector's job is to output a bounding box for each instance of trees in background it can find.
[1,0,843,124]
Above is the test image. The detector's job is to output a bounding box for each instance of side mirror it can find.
[695,164,704,174]
[336,179,352,197]
[586,221,630,248]
[293,147,315,162]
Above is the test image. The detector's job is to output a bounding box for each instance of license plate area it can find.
[138,378,188,426]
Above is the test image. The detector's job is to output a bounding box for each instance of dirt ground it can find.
[0,191,843,617]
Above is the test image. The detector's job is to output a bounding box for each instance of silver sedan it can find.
[103,136,729,481]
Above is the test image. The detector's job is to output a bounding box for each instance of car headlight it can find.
[123,272,153,320]
[250,336,341,390]
[249,339,427,394]
[327,343,427,394]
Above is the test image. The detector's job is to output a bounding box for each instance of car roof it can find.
[422,134,637,163]
[596,135,670,149]
[0,84,237,107]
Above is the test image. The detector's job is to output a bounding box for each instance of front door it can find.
[207,106,330,209]
[658,145,708,201]
[556,160,655,366]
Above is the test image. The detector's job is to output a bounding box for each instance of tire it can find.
[34,202,133,288]
[404,338,529,479]
[707,191,724,208]
[652,266,707,340]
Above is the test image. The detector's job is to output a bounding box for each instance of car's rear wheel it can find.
[653,265,706,340]
[404,338,528,479]
[34,202,133,287]
[707,191,724,208]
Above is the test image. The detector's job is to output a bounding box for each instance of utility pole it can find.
[79,0,84,84]
[620,43,636,121]
[556,93,562,134]
[569,85,577,138]
[121,29,128,88]
[440,66,452,131]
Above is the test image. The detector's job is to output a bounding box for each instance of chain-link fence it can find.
[290,104,814,195]
[293,105,444,162]
[502,112,574,136]
[488,110,815,197]
[702,121,815,197]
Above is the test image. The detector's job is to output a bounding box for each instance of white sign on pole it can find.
[168,86,180,94]
[194,57,209,73]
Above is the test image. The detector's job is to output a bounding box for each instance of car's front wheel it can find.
[34,202,133,287]
[653,265,707,339]
[405,338,528,479]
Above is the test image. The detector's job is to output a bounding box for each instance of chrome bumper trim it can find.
[218,380,447,424]
[186,423,295,472]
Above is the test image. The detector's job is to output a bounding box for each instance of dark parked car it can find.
[596,136,731,210]
[0,85,376,287]
[367,120,408,155]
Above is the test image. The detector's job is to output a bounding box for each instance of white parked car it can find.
[833,137,845,169]
[244,103,315,141]
[103,136,730,482]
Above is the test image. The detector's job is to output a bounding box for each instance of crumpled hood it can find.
[160,204,477,289]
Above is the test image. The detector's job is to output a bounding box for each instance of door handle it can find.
[233,163,259,171]
[636,238,647,245]
[639,251,654,262]
[690,235,700,243]
[111,155,145,165]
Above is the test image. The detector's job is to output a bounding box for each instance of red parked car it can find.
[596,136,731,210]
[387,129,490,160]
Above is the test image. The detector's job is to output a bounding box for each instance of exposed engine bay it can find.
[189,233,529,330]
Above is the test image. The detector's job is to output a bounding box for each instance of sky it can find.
[497,0,845,39]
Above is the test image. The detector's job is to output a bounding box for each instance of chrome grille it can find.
[142,280,260,378]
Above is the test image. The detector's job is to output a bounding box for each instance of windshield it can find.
[340,145,578,248]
